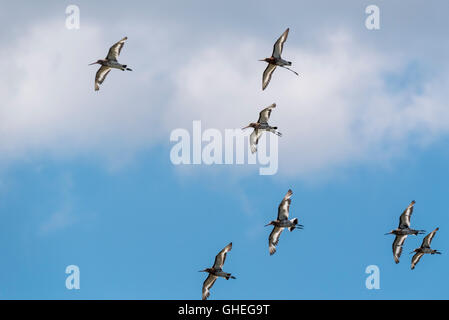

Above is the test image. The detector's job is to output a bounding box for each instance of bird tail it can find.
[270,128,282,137]
[433,250,442,255]
[289,218,300,232]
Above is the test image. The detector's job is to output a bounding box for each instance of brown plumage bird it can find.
[199,242,236,300]
[259,28,298,90]
[385,200,425,264]
[241,103,282,154]
[265,189,303,255]
[411,228,441,270]
[89,37,132,91]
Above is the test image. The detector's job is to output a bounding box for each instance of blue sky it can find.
[0,1,448,299]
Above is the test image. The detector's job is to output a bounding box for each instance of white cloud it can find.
[1,19,449,178]
[166,31,449,176]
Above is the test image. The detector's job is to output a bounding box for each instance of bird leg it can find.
[280,65,299,76]
[269,128,282,137]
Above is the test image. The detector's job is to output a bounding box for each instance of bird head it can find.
[242,123,257,130]
[198,268,211,273]
[259,58,271,63]
[264,221,275,227]
[88,59,102,66]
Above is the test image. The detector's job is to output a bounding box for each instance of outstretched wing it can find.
[106,37,128,61]
[249,129,262,154]
[421,227,439,248]
[212,242,232,269]
[202,274,217,300]
[277,189,293,220]
[268,226,283,255]
[398,200,415,229]
[262,64,277,90]
[272,28,289,59]
[257,103,276,124]
[94,66,111,91]
[392,234,407,264]
[411,252,424,270]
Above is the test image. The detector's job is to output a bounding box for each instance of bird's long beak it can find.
[384,232,391,235]
[88,61,98,65]
[264,223,271,227]
[198,270,205,272]
[242,125,251,130]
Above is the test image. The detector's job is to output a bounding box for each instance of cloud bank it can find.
[1,18,449,177]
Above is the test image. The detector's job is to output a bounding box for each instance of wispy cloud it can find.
[39,207,76,235]
[38,173,77,235]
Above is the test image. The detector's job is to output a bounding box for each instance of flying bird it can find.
[411,227,441,270]
[199,242,236,300]
[242,103,282,153]
[385,200,426,264]
[89,37,132,91]
[265,189,303,255]
[259,28,298,90]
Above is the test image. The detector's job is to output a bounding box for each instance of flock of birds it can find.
[385,201,441,269]
[199,189,302,300]
[89,29,441,300]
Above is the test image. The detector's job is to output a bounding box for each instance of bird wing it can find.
[202,274,217,300]
[212,242,232,270]
[392,234,407,264]
[249,129,262,154]
[277,189,293,220]
[422,227,439,248]
[398,200,415,229]
[106,37,128,61]
[272,28,289,59]
[268,226,283,255]
[411,252,424,270]
[262,63,277,90]
[257,103,276,124]
[94,66,111,91]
